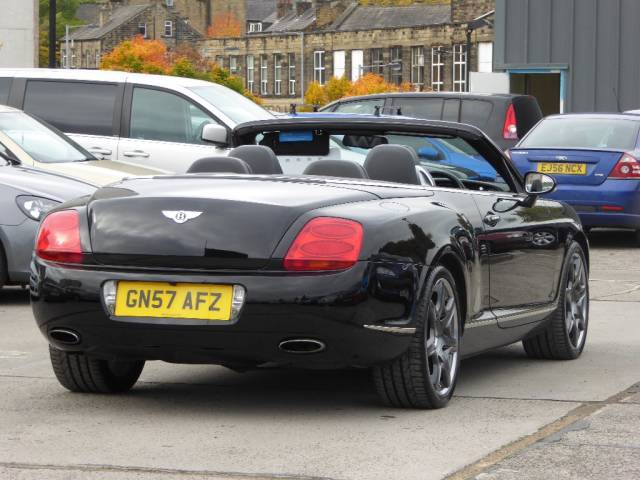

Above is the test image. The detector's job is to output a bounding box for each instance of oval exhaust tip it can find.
[49,329,81,345]
[278,338,325,354]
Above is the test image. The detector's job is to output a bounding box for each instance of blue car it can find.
[509,114,640,241]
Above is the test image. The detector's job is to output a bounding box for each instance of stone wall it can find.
[200,22,494,107]
[451,0,495,24]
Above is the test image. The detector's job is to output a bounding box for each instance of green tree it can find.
[39,0,93,66]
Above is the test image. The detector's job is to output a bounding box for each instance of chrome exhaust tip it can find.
[49,328,81,345]
[278,338,326,354]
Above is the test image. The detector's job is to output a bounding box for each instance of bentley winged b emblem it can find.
[162,210,203,224]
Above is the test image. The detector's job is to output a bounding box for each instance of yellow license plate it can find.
[537,162,587,175]
[115,281,233,321]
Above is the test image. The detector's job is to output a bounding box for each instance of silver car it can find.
[0,157,95,289]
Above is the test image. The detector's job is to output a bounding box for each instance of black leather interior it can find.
[228,145,283,174]
[303,160,369,179]
[364,145,421,185]
[187,156,253,174]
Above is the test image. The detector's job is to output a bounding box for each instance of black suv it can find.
[321,92,543,150]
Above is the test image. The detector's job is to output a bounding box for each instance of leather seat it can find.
[303,160,369,179]
[187,156,253,174]
[228,145,283,174]
[364,145,421,185]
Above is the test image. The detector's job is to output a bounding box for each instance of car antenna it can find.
[289,103,297,115]
[396,107,402,116]
[374,105,381,117]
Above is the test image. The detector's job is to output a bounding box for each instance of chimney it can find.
[296,1,312,16]
[98,1,113,28]
[314,0,347,28]
[277,0,292,18]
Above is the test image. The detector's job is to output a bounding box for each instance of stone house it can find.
[61,0,205,69]
[201,0,495,109]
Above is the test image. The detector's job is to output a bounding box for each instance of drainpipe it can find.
[465,26,472,92]
[49,0,57,67]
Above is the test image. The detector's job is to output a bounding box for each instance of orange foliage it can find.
[100,36,169,74]
[345,73,411,97]
[207,11,242,38]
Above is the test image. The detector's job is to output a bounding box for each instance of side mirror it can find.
[417,146,440,161]
[524,172,556,195]
[518,172,556,208]
[201,124,229,146]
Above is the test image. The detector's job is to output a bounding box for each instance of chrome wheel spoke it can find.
[565,252,588,349]
[424,277,459,397]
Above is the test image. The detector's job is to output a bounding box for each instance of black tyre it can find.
[523,241,589,360]
[49,346,144,393]
[635,229,640,246]
[372,265,461,409]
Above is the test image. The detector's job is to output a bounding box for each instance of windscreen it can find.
[190,85,274,124]
[520,117,640,150]
[0,112,90,163]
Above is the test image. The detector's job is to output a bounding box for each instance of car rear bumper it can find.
[30,260,420,369]
[549,180,640,229]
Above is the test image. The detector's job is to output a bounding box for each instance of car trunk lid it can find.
[87,177,379,269]
[509,148,624,186]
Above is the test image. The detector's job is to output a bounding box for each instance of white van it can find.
[0,69,273,172]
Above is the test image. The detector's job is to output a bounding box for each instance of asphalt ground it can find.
[0,229,638,480]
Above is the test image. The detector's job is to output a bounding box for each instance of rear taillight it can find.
[503,104,518,140]
[284,217,363,272]
[35,210,84,264]
[609,153,640,179]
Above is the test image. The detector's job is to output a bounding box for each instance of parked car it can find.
[0,105,160,184]
[0,69,273,172]
[509,113,640,243]
[0,158,95,289]
[32,116,589,409]
[320,92,543,150]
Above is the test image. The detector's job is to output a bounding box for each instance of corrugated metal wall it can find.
[495,0,640,112]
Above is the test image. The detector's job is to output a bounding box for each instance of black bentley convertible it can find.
[31,117,590,409]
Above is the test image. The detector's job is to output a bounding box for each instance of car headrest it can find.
[187,156,253,174]
[303,160,369,179]
[364,145,421,185]
[228,145,283,174]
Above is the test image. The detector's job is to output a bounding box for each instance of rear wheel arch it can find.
[572,231,590,272]
[431,247,468,332]
[0,238,7,287]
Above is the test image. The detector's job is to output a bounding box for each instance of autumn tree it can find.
[100,36,169,74]
[101,37,261,103]
[325,76,352,103]
[346,73,412,97]
[207,11,242,38]
[304,81,329,108]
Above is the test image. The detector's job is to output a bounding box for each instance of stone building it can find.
[201,0,495,108]
[61,0,205,69]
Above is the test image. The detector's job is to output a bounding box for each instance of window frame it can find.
[431,46,444,92]
[260,54,268,96]
[229,55,238,74]
[390,46,403,85]
[246,54,255,93]
[453,44,467,92]
[370,48,383,75]
[164,20,173,37]
[411,46,424,88]
[313,50,325,85]
[288,53,296,96]
[274,53,282,96]
[138,22,147,38]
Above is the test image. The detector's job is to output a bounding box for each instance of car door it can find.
[470,181,566,329]
[118,85,227,172]
[20,79,122,161]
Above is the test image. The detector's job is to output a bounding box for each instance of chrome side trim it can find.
[363,325,416,335]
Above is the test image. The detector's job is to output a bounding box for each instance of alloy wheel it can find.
[425,277,459,397]
[565,252,588,349]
